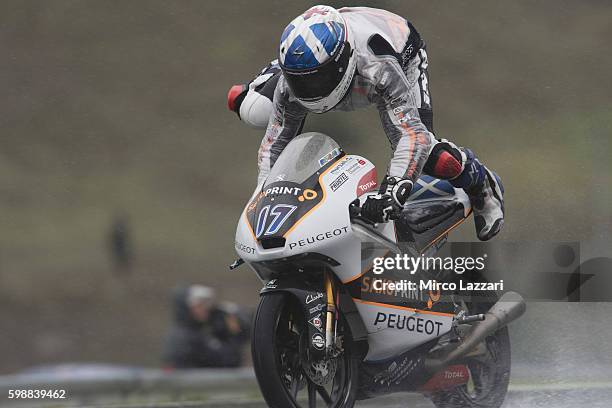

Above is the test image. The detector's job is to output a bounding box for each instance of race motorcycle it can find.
[233,132,525,408]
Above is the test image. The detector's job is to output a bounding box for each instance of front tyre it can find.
[252,292,358,408]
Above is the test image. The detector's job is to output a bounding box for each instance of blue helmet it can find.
[279,5,356,113]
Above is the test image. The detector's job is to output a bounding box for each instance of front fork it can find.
[325,271,335,350]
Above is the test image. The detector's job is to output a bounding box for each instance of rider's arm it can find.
[372,60,435,182]
[257,76,307,184]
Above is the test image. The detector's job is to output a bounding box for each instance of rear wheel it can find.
[252,292,358,408]
[430,290,511,408]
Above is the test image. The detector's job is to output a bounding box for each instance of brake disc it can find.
[302,357,338,386]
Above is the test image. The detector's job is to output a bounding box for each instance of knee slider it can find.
[424,140,465,179]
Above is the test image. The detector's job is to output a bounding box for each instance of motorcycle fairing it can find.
[259,273,369,359]
[246,179,323,241]
[357,350,469,399]
[395,175,471,254]
[352,298,454,361]
[244,151,344,247]
[419,364,470,392]
[395,198,470,255]
[357,341,432,399]
[345,266,456,316]
[237,153,372,284]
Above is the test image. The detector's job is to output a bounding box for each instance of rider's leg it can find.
[409,45,504,241]
[423,140,505,241]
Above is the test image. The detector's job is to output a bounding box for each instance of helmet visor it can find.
[281,42,352,101]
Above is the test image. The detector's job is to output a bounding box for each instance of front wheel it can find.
[252,292,358,408]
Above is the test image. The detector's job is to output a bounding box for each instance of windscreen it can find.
[265,132,342,186]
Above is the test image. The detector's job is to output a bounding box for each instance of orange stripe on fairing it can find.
[352,297,455,317]
[343,209,471,282]
[243,158,351,243]
[282,160,341,238]
[420,209,473,254]
[243,210,257,241]
[341,249,391,284]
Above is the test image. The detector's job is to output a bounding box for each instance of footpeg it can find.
[229,258,245,270]
[454,314,485,325]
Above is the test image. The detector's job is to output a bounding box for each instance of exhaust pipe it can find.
[425,291,526,373]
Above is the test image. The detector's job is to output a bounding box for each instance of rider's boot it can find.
[449,148,505,241]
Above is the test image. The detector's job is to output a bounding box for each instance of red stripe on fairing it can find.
[420,365,470,392]
[356,167,378,196]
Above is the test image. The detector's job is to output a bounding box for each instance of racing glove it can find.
[361,176,413,223]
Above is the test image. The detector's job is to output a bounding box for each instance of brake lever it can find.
[349,200,361,217]
[349,201,376,226]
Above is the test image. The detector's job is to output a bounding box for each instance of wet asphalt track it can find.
[78,386,612,408]
[6,365,612,408]
[205,389,612,408]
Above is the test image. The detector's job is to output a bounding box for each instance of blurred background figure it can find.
[108,213,133,274]
[162,284,250,369]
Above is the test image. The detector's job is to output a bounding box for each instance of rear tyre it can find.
[252,292,358,408]
[430,288,512,408]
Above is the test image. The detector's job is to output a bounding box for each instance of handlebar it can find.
[349,200,375,226]
[349,200,362,218]
[349,199,402,225]
[348,199,403,255]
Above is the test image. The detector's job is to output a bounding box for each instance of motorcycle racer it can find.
[228,5,504,241]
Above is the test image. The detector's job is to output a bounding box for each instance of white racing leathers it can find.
[239,61,281,128]
[258,7,435,185]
